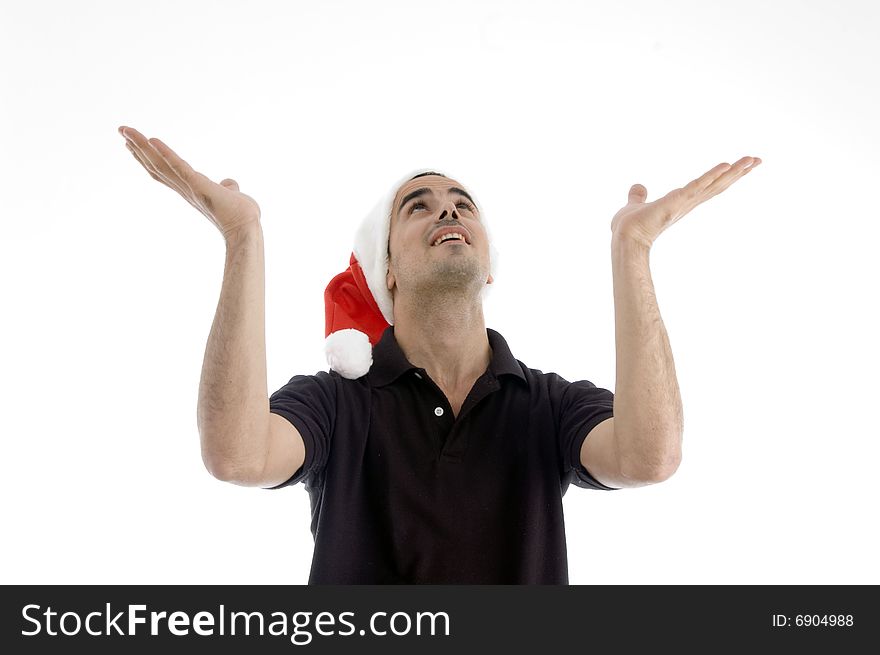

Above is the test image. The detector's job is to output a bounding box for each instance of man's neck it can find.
[391,292,491,393]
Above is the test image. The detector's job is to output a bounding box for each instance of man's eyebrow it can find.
[398,187,477,213]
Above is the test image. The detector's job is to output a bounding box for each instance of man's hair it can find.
[409,171,447,181]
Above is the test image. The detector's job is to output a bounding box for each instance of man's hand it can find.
[610,155,762,249]
[118,125,262,241]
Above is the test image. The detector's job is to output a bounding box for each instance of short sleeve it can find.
[264,370,336,490]
[556,376,618,491]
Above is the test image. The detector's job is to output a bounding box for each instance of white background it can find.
[2,0,878,584]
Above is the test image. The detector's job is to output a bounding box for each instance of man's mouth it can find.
[430,225,472,247]
[431,231,468,247]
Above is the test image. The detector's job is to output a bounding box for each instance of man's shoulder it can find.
[517,365,568,389]
[282,368,373,384]
[270,368,362,403]
[509,362,608,399]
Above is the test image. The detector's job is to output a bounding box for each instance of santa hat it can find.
[323,167,500,379]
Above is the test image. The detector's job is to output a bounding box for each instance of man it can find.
[118,125,761,583]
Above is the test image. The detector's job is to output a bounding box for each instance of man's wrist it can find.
[611,232,651,258]
[224,220,263,248]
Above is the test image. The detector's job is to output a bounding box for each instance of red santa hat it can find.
[323,167,499,379]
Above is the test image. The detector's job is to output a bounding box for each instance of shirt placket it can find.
[412,368,500,462]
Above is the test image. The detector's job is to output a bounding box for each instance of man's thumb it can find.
[221,178,240,190]
[628,184,647,204]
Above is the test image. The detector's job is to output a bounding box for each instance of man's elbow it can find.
[621,445,682,484]
[646,457,681,483]
[203,453,264,486]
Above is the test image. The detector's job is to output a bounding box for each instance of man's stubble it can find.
[390,247,488,323]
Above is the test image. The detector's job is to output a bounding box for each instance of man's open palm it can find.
[611,155,762,249]
[119,125,261,239]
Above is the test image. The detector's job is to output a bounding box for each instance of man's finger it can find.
[628,184,648,204]
[149,137,196,183]
[126,141,174,189]
[125,138,165,182]
[148,137,221,202]
[683,162,732,196]
[125,140,206,215]
[124,129,190,192]
[125,140,189,198]
[703,156,761,197]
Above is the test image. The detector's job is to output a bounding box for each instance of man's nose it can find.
[438,202,459,221]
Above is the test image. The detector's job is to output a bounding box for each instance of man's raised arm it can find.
[118,125,303,486]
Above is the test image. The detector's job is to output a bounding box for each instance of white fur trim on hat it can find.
[352,167,499,327]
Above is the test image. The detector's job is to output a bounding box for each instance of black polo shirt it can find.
[266,325,618,584]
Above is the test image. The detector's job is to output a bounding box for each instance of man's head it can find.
[321,167,499,378]
[386,172,494,305]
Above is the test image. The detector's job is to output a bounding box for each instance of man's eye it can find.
[409,201,475,213]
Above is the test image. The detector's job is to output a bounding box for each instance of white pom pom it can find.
[324,329,373,379]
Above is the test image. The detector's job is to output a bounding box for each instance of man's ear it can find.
[386,267,395,292]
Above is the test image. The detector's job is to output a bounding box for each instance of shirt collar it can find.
[368,325,527,388]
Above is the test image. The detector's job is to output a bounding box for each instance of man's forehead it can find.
[393,175,468,212]
[395,175,465,201]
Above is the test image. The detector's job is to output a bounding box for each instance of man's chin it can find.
[417,275,486,297]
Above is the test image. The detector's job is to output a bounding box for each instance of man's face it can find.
[386,175,494,301]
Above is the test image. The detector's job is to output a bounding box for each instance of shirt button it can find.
[434,406,444,417]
